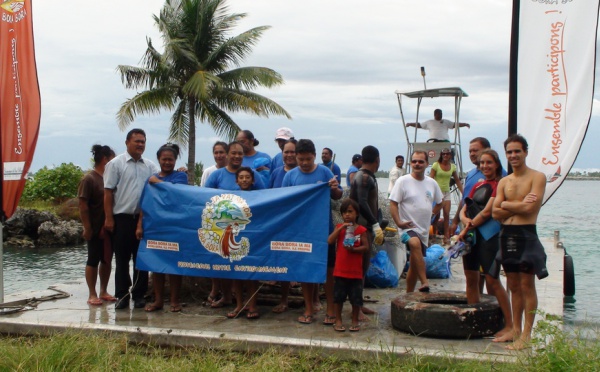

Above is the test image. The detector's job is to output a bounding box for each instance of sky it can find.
[29,0,600,175]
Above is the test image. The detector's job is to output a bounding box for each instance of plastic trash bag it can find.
[365,251,399,288]
[425,244,451,279]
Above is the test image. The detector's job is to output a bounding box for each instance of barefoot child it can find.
[328,199,369,332]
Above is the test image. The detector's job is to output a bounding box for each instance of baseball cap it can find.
[352,154,362,162]
[275,127,294,140]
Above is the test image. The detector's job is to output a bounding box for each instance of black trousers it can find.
[112,214,148,300]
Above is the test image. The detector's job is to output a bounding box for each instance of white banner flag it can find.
[517,0,599,203]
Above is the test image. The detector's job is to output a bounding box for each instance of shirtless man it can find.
[492,134,548,349]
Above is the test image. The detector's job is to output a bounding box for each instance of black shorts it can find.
[499,225,547,278]
[406,230,427,256]
[333,277,363,307]
[462,229,500,277]
[86,238,107,267]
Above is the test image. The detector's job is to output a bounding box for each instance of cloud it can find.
[26,0,600,175]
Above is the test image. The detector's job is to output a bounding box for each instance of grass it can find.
[1,316,599,372]
[17,199,58,213]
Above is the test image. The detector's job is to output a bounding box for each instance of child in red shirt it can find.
[328,199,369,332]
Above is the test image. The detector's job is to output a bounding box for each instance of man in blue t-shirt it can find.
[282,139,342,325]
[346,154,362,188]
[320,147,341,183]
[451,137,506,234]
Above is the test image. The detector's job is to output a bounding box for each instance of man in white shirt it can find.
[389,151,443,292]
[387,155,405,195]
[104,128,159,310]
[406,109,470,141]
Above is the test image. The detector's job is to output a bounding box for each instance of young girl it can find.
[228,166,260,319]
[328,199,369,332]
[235,167,255,191]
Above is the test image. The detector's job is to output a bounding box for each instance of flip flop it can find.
[211,298,232,308]
[144,303,164,312]
[272,304,288,314]
[333,324,346,332]
[322,314,336,325]
[418,285,430,293]
[226,308,244,319]
[349,325,360,332]
[170,304,182,313]
[87,298,103,306]
[246,311,260,320]
[99,294,117,302]
[297,314,314,324]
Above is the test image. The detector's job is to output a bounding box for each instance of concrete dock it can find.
[0,237,565,361]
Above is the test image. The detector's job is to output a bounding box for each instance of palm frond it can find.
[182,70,222,101]
[116,88,177,129]
[168,100,190,145]
[198,101,241,141]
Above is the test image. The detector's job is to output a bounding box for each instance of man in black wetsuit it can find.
[349,145,384,318]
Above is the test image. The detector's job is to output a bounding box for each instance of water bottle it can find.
[343,224,356,247]
[400,231,411,244]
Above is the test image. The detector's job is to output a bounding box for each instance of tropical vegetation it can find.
[117,0,291,184]
[21,163,84,204]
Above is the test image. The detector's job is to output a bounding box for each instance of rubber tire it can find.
[391,291,503,339]
[563,253,575,297]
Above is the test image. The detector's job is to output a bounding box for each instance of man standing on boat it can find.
[406,108,470,141]
[492,134,548,350]
[104,128,159,310]
[389,151,443,292]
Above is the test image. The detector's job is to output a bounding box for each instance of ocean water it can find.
[2,180,598,326]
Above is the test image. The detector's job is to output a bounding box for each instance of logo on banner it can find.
[1,0,24,13]
[198,194,252,262]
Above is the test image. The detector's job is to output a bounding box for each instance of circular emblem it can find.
[198,194,252,262]
[428,150,435,158]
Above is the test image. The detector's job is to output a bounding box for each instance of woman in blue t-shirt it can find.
[137,143,187,313]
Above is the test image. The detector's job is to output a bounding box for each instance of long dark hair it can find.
[91,145,114,167]
[480,149,503,180]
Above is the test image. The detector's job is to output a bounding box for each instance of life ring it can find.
[391,291,503,339]
[563,252,575,297]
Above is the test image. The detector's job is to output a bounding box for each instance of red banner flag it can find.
[0,0,41,219]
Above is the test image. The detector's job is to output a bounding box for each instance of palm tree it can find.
[116,0,291,184]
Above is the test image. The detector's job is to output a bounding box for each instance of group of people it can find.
[78,121,547,347]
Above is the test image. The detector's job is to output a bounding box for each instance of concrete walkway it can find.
[0,237,565,361]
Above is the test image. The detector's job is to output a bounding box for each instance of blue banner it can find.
[136,182,330,283]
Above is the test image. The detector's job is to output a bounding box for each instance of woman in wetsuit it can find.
[458,149,513,342]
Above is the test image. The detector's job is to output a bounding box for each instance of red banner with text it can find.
[0,0,41,219]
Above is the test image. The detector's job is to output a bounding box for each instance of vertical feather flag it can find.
[0,0,41,219]
[513,0,599,203]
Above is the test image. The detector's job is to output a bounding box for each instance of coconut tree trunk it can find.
[187,99,197,185]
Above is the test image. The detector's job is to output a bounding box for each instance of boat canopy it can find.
[395,87,468,99]
[395,86,468,202]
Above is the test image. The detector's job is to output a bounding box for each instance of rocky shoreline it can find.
[3,208,83,248]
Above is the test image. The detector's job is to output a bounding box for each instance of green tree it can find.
[117,0,291,184]
[21,163,84,203]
